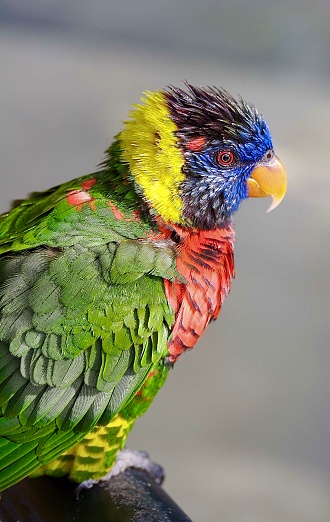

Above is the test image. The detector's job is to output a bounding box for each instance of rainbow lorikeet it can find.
[0,84,286,492]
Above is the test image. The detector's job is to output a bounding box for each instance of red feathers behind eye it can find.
[217,151,234,166]
[186,136,207,152]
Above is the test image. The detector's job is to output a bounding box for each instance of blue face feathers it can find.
[165,84,274,228]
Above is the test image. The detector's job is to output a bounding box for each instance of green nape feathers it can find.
[0,85,286,491]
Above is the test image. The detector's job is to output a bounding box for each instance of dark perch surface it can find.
[0,469,193,522]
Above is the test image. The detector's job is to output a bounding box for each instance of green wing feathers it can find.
[0,184,177,490]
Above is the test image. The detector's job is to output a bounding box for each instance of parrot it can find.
[0,84,287,492]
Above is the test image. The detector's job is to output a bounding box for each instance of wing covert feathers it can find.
[0,223,175,489]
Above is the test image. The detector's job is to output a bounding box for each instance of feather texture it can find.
[0,85,285,490]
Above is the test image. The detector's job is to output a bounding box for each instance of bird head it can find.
[119,84,287,229]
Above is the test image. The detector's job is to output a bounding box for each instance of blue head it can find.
[165,84,280,229]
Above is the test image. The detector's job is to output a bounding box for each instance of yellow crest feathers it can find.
[120,91,185,224]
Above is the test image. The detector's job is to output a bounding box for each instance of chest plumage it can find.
[160,223,235,361]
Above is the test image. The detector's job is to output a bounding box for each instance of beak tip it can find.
[248,155,287,212]
[266,193,286,213]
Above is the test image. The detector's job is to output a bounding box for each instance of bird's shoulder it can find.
[0,166,156,254]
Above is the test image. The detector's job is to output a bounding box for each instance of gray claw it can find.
[75,478,98,499]
[101,449,165,485]
[75,448,165,499]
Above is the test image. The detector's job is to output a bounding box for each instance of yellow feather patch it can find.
[120,91,185,224]
[31,415,135,481]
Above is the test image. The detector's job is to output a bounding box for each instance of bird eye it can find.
[217,150,234,166]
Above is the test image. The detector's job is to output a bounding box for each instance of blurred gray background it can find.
[0,1,329,520]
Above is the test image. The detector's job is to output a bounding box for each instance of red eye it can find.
[217,150,234,166]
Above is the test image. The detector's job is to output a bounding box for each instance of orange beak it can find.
[247,155,287,212]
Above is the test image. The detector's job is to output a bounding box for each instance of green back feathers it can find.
[0,155,149,254]
[0,236,176,488]
[0,137,181,488]
[0,92,188,489]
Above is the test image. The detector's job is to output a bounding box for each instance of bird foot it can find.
[75,449,164,498]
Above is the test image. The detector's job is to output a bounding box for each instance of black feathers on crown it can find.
[165,82,263,145]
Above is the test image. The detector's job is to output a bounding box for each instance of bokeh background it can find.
[1,2,329,520]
